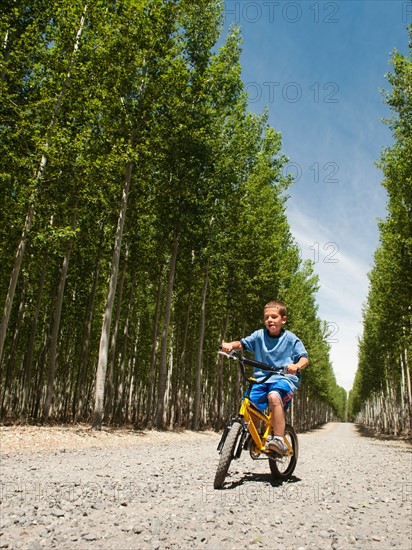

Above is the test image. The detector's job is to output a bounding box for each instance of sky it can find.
[220,0,411,392]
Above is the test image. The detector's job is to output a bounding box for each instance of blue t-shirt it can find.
[240,328,308,387]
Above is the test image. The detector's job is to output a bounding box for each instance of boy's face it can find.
[264,307,286,336]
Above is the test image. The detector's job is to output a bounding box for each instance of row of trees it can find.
[1,0,346,431]
[348,26,412,436]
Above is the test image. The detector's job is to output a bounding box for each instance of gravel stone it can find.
[1,422,411,549]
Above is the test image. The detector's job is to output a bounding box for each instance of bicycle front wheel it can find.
[269,423,298,480]
[214,421,243,489]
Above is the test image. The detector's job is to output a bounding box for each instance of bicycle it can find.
[214,349,299,489]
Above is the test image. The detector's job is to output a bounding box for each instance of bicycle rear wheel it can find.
[269,424,298,480]
[214,420,243,489]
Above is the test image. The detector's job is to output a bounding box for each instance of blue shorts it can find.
[248,380,297,412]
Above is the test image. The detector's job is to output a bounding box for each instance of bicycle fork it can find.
[216,418,247,459]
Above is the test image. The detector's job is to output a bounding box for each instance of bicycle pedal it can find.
[249,440,262,460]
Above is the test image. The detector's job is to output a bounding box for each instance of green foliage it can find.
[349,26,411,432]
[0,0,341,426]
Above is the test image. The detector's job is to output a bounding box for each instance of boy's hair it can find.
[264,301,287,317]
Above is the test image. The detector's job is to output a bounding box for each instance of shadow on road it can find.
[219,472,302,490]
[355,423,412,445]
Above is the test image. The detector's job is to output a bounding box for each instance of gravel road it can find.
[1,422,411,550]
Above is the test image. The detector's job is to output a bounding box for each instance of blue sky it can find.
[220,0,411,391]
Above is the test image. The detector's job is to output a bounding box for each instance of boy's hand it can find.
[221,342,232,353]
[221,341,242,353]
[287,364,301,375]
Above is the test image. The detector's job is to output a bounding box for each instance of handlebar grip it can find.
[218,349,235,359]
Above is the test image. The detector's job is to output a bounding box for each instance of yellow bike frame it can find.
[239,395,294,457]
[214,350,298,490]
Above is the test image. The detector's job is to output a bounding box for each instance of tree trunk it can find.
[216,306,230,430]
[104,257,127,424]
[42,235,74,421]
[192,258,209,430]
[21,255,48,417]
[73,224,104,421]
[174,288,192,428]
[155,229,179,429]
[113,287,133,424]
[1,30,10,82]
[0,203,35,365]
[145,269,164,427]
[1,279,27,418]
[92,161,133,430]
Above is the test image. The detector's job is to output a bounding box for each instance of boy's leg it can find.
[267,390,289,455]
[268,391,285,437]
[248,385,268,430]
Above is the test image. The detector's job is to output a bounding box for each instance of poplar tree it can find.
[0,0,346,429]
[0,1,89,363]
[349,26,411,435]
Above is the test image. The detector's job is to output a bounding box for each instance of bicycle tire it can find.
[214,421,243,489]
[269,424,298,480]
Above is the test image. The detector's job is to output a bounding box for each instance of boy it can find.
[221,300,308,454]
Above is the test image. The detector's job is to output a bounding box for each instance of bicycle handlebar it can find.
[218,349,288,382]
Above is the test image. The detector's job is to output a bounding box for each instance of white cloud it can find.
[286,203,371,391]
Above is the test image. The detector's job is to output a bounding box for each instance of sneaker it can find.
[267,436,287,455]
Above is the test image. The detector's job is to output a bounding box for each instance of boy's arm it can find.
[287,356,309,375]
[221,341,243,353]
